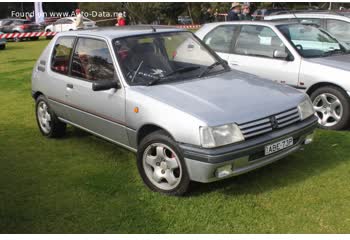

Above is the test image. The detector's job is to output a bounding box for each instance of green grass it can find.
[1,39,350,233]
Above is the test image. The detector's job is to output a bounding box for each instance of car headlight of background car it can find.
[200,124,245,148]
[298,97,315,120]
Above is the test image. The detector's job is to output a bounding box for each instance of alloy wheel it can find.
[37,101,52,134]
[142,143,182,191]
[313,93,343,127]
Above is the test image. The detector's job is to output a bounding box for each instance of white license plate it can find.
[265,137,293,155]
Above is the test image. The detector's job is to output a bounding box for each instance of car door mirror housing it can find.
[92,80,120,91]
[273,49,289,60]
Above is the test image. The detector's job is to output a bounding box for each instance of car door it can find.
[228,25,301,87]
[62,19,73,31]
[47,36,76,119]
[65,37,129,146]
[53,19,64,32]
[202,25,239,61]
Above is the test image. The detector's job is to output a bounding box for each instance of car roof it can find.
[57,26,187,40]
[201,20,300,28]
[265,12,350,21]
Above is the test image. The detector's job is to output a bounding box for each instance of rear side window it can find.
[71,38,115,81]
[234,25,287,58]
[203,25,237,53]
[51,37,75,75]
[326,19,350,44]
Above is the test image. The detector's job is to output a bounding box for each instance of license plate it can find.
[265,137,293,155]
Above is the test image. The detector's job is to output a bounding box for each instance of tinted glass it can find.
[277,23,346,58]
[235,25,287,58]
[51,37,75,75]
[203,25,237,53]
[114,32,226,86]
[71,38,115,81]
[326,19,350,44]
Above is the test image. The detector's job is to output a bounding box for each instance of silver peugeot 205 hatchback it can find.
[32,26,318,195]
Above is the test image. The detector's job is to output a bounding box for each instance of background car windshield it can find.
[277,24,346,58]
[114,32,224,85]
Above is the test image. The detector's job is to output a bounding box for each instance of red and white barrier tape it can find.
[175,25,201,29]
[0,31,57,39]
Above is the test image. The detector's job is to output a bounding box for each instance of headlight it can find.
[298,97,315,120]
[199,123,245,148]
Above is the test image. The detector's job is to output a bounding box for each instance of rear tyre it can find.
[137,130,190,196]
[35,95,66,138]
[0,45,5,50]
[30,37,39,41]
[45,30,53,40]
[310,85,350,130]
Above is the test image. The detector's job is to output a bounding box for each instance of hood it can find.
[305,54,350,72]
[131,71,306,126]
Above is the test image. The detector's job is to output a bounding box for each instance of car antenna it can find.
[151,26,156,32]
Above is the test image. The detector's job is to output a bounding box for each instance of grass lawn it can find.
[0,39,350,234]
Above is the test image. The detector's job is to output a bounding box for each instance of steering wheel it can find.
[295,44,303,51]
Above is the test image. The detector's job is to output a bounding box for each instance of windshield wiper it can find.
[148,66,200,86]
[198,61,226,78]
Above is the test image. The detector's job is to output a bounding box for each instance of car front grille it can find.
[238,107,300,139]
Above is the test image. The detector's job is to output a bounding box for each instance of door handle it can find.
[66,83,74,89]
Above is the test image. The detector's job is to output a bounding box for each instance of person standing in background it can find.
[115,12,126,26]
[201,7,215,24]
[227,3,241,21]
[75,9,84,30]
[240,4,252,20]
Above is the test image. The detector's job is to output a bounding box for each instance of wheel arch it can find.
[32,91,44,100]
[306,82,348,96]
[136,124,176,147]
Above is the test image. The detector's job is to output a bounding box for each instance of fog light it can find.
[215,164,233,178]
[304,133,314,145]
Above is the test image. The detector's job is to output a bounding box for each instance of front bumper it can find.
[180,115,318,183]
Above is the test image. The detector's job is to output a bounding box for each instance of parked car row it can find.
[196,21,350,131]
[32,26,318,195]
[0,17,96,42]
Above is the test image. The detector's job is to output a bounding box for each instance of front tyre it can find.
[137,130,190,196]
[35,95,66,138]
[310,86,350,130]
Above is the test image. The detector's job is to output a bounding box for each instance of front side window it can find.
[203,25,238,53]
[51,37,75,75]
[277,23,348,58]
[326,19,350,44]
[234,25,287,58]
[71,38,116,81]
[114,32,228,86]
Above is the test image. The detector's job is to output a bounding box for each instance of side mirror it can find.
[273,49,289,60]
[92,80,120,91]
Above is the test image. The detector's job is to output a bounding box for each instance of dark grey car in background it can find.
[0,18,41,41]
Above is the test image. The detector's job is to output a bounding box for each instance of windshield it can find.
[113,31,228,86]
[277,23,348,58]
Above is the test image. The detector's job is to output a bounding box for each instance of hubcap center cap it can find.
[160,161,167,170]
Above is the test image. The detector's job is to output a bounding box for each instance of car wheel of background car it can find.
[0,45,5,50]
[30,37,39,41]
[310,86,350,130]
[45,30,53,40]
[35,95,66,138]
[137,130,190,196]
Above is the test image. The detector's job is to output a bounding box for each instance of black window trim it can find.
[232,24,295,62]
[50,35,120,84]
[50,35,77,76]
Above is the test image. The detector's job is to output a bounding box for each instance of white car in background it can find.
[44,17,96,33]
[265,12,350,46]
